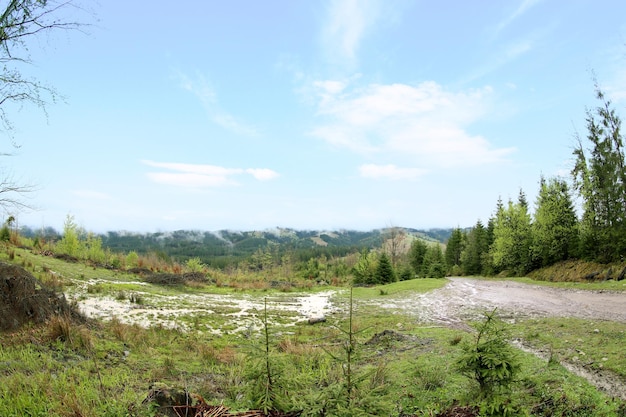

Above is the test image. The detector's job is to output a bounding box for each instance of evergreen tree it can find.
[422,244,446,278]
[374,252,396,284]
[482,215,497,275]
[572,86,626,262]
[532,176,579,267]
[490,193,533,276]
[460,220,489,275]
[409,239,428,277]
[445,227,465,271]
[352,249,377,285]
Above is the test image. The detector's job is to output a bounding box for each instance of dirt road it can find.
[378,277,626,328]
[375,277,626,400]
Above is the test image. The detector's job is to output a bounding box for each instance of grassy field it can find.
[508,276,626,292]
[1,247,625,416]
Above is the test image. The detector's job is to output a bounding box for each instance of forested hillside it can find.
[18,225,451,269]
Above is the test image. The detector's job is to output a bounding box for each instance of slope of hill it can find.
[98,227,452,267]
[18,225,452,268]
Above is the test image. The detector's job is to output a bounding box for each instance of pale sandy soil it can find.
[73,290,338,334]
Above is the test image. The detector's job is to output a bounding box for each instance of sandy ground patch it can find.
[73,290,339,334]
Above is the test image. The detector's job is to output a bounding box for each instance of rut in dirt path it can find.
[375,277,626,400]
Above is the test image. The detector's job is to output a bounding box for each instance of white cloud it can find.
[176,72,260,137]
[245,168,280,181]
[321,0,382,69]
[141,160,240,176]
[495,0,543,35]
[141,160,279,188]
[314,80,347,95]
[71,190,111,200]
[309,80,515,167]
[359,164,427,180]
[146,172,238,188]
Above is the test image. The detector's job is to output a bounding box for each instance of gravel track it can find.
[377,277,626,327]
[374,277,626,400]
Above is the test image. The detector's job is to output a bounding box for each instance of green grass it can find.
[508,276,626,291]
[510,317,626,378]
[1,248,625,415]
[351,277,447,298]
[1,305,625,416]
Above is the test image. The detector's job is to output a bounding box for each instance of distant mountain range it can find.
[21,226,454,267]
[101,227,452,264]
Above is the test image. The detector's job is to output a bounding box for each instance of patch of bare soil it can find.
[0,262,77,331]
[376,277,626,400]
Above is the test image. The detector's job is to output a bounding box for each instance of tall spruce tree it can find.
[532,176,579,267]
[374,252,396,284]
[445,227,465,271]
[490,192,533,276]
[482,214,497,275]
[460,220,489,275]
[409,239,428,277]
[572,86,626,262]
[422,244,446,278]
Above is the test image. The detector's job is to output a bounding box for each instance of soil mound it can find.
[0,262,75,331]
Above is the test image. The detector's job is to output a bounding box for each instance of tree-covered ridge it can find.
[16,225,451,272]
[97,228,449,268]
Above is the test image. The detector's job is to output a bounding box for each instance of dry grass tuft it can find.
[48,315,72,342]
[47,315,93,350]
[276,337,318,357]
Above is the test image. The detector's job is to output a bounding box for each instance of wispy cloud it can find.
[176,72,260,137]
[359,164,427,180]
[246,168,280,181]
[462,37,534,83]
[494,0,543,35]
[321,0,382,69]
[71,190,111,200]
[142,160,279,188]
[603,41,626,103]
[309,80,515,168]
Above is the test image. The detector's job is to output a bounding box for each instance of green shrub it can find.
[0,225,10,242]
[428,262,446,278]
[456,309,520,397]
[185,257,206,273]
[398,265,413,281]
[125,251,139,269]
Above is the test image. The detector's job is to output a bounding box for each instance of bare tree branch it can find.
[0,0,89,212]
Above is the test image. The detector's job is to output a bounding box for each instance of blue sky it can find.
[5,0,626,233]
